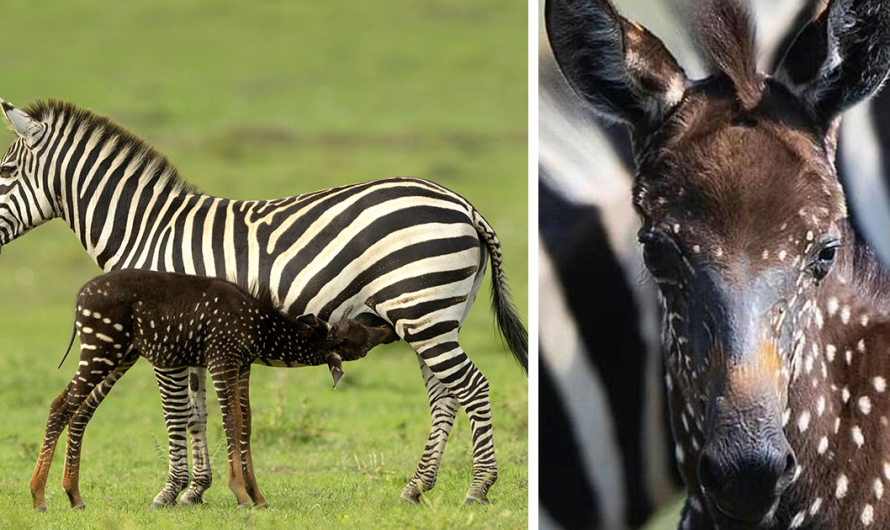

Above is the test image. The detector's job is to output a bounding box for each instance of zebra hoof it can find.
[72,504,86,510]
[237,502,253,510]
[399,490,423,505]
[34,506,47,513]
[178,492,204,506]
[148,502,172,511]
[254,501,269,509]
[464,495,489,506]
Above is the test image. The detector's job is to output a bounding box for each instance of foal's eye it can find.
[638,229,679,277]
[809,239,839,281]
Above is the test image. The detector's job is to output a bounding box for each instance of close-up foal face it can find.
[634,79,846,522]
[547,0,890,526]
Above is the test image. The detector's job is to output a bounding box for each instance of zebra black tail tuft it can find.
[490,270,529,374]
[473,210,528,374]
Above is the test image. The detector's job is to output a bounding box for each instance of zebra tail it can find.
[58,318,77,369]
[473,210,529,374]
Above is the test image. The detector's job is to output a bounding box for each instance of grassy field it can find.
[0,2,528,529]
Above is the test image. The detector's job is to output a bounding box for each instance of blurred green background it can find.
[0,1,527,529]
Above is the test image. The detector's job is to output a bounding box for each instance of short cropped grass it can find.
[0,1,528,529]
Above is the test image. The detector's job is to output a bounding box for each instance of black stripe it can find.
[232,202,250,286]
[402,320,460,343]
[41,114,71,200]
[211,199,229,278]
[386,296,467,328]
[539,355,601,529]
[167,195,194,274]
[541,181,655,526]
[73,128,112,245]
[189,197,210,276]
[436,361,470,385]
[288,207,473,316]
[368,267,478,308]
[95,169,144,268]
[89,147,138,251]
[318,235,478,319]
[116,170,162,268]
[60,119,92,230]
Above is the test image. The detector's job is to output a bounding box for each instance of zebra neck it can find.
[62,178,205,271]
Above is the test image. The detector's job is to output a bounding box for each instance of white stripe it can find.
[839,100,890,267]
[539,246,625,529]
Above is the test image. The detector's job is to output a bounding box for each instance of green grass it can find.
[642,497,684,530]
[0,1,528,528]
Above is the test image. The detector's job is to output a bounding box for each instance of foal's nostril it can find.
[698,441,795,522]
[697,452,721,494]
[775,450,797,494]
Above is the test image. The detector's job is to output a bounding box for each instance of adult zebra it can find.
[0,98,527,509]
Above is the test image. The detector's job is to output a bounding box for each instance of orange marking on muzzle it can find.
[729,340,783,395]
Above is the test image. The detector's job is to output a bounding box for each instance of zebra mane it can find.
[234,277,288,318]
[24,99,200,195]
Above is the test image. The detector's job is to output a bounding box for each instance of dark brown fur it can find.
[547,0,890,527]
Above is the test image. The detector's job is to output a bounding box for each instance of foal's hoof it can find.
[237,502,253,510]
[34,506,47,513]
[72,504,86,510]
[254,501,269,509]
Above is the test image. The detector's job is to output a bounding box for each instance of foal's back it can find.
[74,270,322,369]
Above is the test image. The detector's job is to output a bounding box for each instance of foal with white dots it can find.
[30,269,396,511]
[549,0,890,528]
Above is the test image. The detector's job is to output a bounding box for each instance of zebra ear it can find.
[545,0,687,132]
[774,0,890,123]
[0,99,45,146]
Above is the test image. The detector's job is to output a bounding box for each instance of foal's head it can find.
[548,0,890,526]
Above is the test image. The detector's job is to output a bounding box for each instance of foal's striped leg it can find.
[401,355,460,504]
[409,333,498,505]
[61,353,139,509]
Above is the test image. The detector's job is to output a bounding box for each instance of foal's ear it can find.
[295,313,332,338]
[545,0,687,131]
[775,0,890,122]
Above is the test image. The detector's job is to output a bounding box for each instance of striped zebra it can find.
[0,98,528,509]
[537,0,890,528]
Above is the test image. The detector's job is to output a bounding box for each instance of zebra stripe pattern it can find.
[0,99,527,508]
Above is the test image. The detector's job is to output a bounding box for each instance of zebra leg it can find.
[61,353,138,509]
[413,335,498,505]
[150,367,192,508]
[209,361,252,509]
[177,368,213,506]
[400,354,460,504]
[237,367,267,507]
[30,386,75,511]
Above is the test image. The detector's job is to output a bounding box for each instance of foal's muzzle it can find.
[698,436,796,525]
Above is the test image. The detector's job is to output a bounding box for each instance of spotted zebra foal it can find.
[549,0,890,527]
[30,269,397,511]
